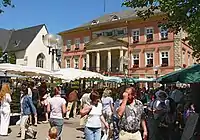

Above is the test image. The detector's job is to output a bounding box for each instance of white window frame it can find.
[74,58,79,69]
[159,27,168,40]
[66,59,70,68]
[145,52,154,66]
[66,40,71,49]
[159,51,170,66]
[132,29,140,42]
[75,38,80,48]
[91,20,99,25]
[145,27,154,41]
[84,36,90,44]
[132,53,140,67]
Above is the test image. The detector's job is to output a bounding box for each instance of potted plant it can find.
[161,63,168,67]
[146,37,153,42]
[146,64,153,67]
[133,40,139,43]
[66,48,70,51]
[132,64,139,68]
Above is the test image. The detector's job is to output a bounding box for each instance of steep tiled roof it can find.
[0,28,13,51]
[60,8,162,34]
[81,8,161,27]
[5,24,45,52]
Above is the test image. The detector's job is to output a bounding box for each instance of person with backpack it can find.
[147,90,168,140]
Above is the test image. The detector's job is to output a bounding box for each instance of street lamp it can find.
[42,34,63,71]
[153,65,160,79]
[124,68,128,86]
[153,65,160,88]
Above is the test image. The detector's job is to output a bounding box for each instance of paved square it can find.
[0,117,84,140]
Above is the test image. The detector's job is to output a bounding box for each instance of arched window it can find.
[111,15,120,21]
[36,53,45,68]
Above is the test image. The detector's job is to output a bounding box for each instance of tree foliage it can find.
[8,52,16,64]
[123,0,200,59]
[0,0,14,13]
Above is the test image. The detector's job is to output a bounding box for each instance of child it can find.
[47,127,58,140]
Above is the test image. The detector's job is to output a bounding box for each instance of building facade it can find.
[60,10,194,78]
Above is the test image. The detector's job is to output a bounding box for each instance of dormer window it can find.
[111,15,120,21]
[91,20,99,25]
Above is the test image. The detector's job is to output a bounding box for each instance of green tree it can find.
[123,0,200,59]
[8,52,16,64]
[0,0,14,13]
[0,47,2,57]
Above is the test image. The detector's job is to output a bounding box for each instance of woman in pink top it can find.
[47,86,66,140]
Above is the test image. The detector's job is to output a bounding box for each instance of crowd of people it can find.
[0,80,198,140]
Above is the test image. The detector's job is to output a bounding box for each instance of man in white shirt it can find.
[170,86,183,104]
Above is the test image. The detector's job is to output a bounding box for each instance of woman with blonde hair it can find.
[0,83,12,136]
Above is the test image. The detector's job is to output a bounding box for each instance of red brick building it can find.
[59,9,194,78]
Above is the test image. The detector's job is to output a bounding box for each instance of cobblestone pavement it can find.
[0,117,84,140]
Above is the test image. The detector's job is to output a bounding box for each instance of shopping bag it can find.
[101,129,109,140]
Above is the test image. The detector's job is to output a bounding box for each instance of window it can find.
[84,36,90,44]
[182,51,186,64]
[91,20,99,25]
[146,28,154,41]
[36,53,45,68]
[111,15,120,21]
[66,59,70,68]
[133,54,139,68]
[188,54,191,65]
[66,40,71,49]
[160,51,169,67]
[74,58,79,69]
[160,27,168,40]
[116,29,125,35]
[104,31,113,36]
[96,32,103,37]
[132,29,140,43]
[75,38,80,49]
[146,52,153,67]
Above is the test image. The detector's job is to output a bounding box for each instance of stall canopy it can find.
[53,68,105,81]
[157,64,200,84]
[103,76,122,83]
[122,77,156,83]
[0,63,52,76]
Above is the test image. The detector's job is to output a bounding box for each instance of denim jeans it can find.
[84,127,101,140]
[20,115,37,140]
[113,116,119,140]
[49,118,64,139]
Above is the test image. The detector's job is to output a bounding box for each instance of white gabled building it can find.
[1,24,60,70]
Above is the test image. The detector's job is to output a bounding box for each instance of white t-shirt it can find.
[170,89,183,103]
[48,95,66,119]
[86,103,103,128]
[101,96,113,113]
[28,88,32,98]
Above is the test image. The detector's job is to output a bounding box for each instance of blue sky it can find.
[0,0,128,33]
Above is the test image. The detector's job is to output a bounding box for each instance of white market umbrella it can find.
[53,68,104,81]
[0,63,52,77]
[0,63,22,74]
